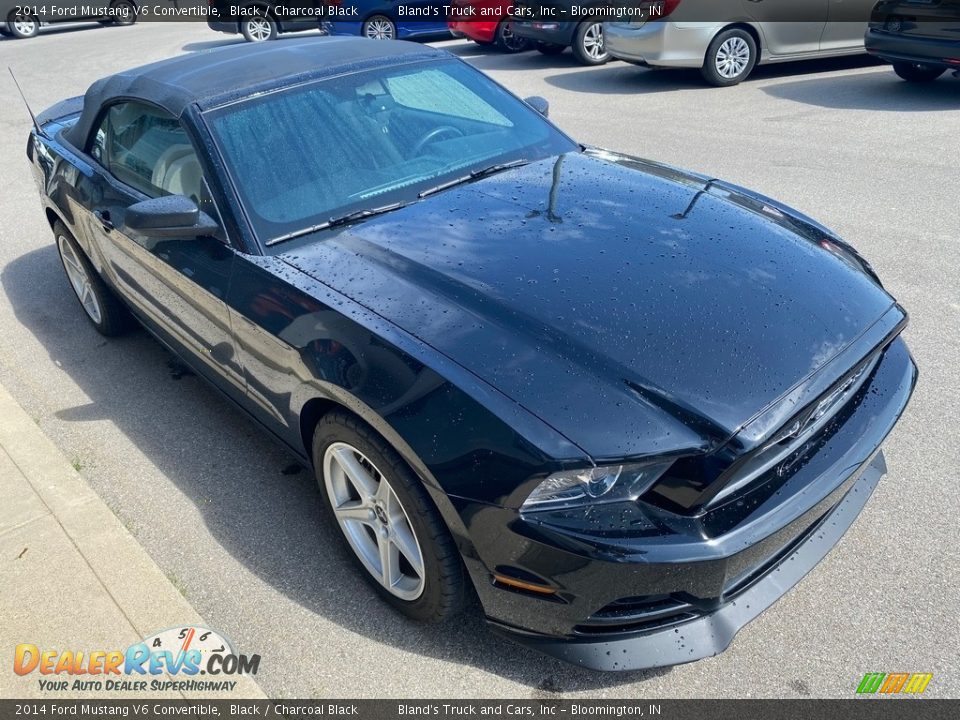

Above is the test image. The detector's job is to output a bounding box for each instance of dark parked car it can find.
[331,1,451,40]
[866,0,960,81]
[512,5,608,65]
[207,1,337,42]
[1,0,137,39]
[27,38,916,670]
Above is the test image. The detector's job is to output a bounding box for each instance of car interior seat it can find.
[152,144,204,204]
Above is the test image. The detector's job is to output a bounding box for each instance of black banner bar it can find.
[0,700,958,720]
[5,1,953,25]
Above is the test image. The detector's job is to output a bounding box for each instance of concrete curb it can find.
[0,381,266,699]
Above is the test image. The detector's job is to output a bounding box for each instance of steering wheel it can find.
[412,126,465,156]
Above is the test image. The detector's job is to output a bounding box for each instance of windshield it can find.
[205,59,577,247]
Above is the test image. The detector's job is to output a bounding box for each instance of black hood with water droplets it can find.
[279,150,896,460]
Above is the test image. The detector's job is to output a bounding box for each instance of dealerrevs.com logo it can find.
[856,672,934,696]
[13,626,260,693]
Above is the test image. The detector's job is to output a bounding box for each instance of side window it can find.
[91,102,206,206]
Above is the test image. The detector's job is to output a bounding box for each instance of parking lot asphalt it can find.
[0,22,957,699]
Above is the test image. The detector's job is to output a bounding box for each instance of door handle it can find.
[93,209,114,232]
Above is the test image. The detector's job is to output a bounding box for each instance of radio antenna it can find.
[8,67,45,137]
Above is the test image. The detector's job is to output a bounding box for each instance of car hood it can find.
[278,150,896,461]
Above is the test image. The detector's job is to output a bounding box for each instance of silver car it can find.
[605,0,876,86]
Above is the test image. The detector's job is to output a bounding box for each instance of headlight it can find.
[521,462,672,513]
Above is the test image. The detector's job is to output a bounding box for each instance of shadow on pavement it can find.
[0,22,105,42]
[762,68,959,111]
[183,33,451,53]
[3,244,671,693]
[542,54,886,95]
[443,41,589,72]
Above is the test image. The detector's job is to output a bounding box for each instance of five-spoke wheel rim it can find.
[245,18,272,41]
[323,442,425,600]
[715,37,750,79]
[364,18,395,40]
[582,23,605,60]
[58,236,102,324]
[13,17,38,35]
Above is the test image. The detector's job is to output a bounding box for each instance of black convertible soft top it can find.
[65,37,446,149]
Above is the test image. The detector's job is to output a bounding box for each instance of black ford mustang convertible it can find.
[26,38,916,671]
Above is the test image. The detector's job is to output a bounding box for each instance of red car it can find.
[448,0,530,53]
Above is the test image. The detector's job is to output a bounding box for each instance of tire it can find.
[494,20,530,53]
[362,15,396,40]
[0,27,10,36]
[108,0,137,27]
[241,15,277,42]
[701,28,757,86]
[54,222,131,337]
[571,21,608,65]
[7,12,40,38]
[312,410,466,623]
[892,62,945,83]
[535,41,565,55]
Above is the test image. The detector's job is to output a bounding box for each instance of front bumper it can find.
[458,337,916,670]
[492,450,886,670]
[604,21,721,68]
[865,28,960,69]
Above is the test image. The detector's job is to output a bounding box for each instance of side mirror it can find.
[123,195,219,239]
[524,96,550,118]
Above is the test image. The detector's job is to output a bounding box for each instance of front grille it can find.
[644,348,883,516]
[706,352,880,509]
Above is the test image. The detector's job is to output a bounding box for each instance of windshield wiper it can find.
[266,201,408,246]
[418,159,530,199]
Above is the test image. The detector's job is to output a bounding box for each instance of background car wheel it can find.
[312,411,466,622]
[7,12,39,38]
[362,15,396,40]
[494,20,530,53]
[892,62,945,83]
[54,223,131,337]
[572,21,608,65]
[535,41,565,55]
[241,15,277,42]
[107,0,137,26]
[701,28,757,86]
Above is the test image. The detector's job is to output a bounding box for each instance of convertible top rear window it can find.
[204,59,575,247]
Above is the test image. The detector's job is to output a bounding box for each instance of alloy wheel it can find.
[582,23,604,60]
[11,16,39,37]
[58,235,102,324]
[323,442,425,600]
[111,1,136,25]
[363,18,395,40]
[715,36,751,79]
[244,19,272,42]
[498,21,526,52]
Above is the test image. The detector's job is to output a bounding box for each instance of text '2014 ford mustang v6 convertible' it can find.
[25,37,916,671]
